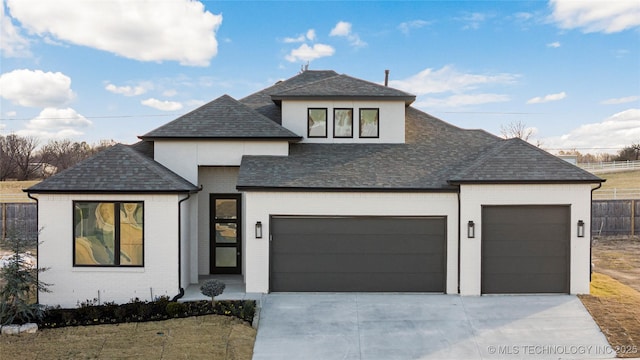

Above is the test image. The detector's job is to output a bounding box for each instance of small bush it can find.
[200,280,226,302]
[166,302,187,317]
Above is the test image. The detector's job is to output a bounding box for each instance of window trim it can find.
[73,201,145,268]
[333,108,354,138]
[359,108,380,138]
[307,108,328,138]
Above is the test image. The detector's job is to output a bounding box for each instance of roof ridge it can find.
[124,144,198,189]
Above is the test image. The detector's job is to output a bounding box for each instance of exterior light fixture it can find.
[577,220,585,238]
[255,221,263,239]
[467,221,475,238]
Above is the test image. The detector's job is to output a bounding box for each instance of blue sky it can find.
[1,0,639,155]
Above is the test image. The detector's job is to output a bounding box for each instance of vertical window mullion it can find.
[114,202,121,266]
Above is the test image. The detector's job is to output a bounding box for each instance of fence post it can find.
[632,199,636,236]
[1,203,5,241]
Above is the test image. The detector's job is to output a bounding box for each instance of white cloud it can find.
[1,2,30,57]
[330,21,351,37]
[329,21,366,48]
[547,41,561,48]
[514,12,534,21]
[0,69,75,107]
[105,82,151,97]
[527,91,567,104]
[388,65,519,95]
[398,20,430,34]
[549,0,640,33]
[141,98,183,111]
[163,89,178,97]
[601,95,640,105]
[284,29,316,43]
[285,43,335,62]
[415,93,510,108]
[542,109,640,152]
[5,111,17,117]
[6,0,222,66]
[306,29,316,41]
[458,12,492,30]
[17,107,91,138]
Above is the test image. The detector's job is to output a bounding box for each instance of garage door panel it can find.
[272,253,445,273]
[271,216,446,292]
[273,217,445,236]
[482,206,569,294]
[484,207,568,224]
[481,274,568,294]
[272,272,443,292]
[274,234,443,255]
[483,256,568,274]
[482,239,567,256]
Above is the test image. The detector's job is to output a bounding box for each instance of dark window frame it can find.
[359,108,380,138]
[73,201,145,268]
[333,108,354,138]
[307,108,328,138]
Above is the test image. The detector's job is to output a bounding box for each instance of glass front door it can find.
[210,194,241,274]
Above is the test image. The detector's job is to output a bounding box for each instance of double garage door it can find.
[270,216,446,292]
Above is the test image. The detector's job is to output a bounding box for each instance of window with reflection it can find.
[73,201,144,266]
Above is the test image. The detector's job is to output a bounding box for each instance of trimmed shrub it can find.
[200,279,226,303]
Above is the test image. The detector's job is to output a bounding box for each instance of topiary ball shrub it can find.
[200,279,226,304]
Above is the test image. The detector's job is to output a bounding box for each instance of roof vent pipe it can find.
[384,69,390,86]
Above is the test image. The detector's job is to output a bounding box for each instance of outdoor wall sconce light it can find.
[577,220,585,238]
[467,221,475,238]
[255,221,263,239]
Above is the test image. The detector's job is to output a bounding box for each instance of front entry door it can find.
[210,194,241,274]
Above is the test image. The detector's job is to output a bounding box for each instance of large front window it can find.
[73,201,144,266]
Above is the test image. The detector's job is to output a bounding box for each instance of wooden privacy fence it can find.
[592,200,639,236]
[0,203,38,242]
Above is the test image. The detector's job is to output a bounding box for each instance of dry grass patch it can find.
[0,180,40,203]
[579,273,640,358]
[0,315,256,360]
[596,170,640,190]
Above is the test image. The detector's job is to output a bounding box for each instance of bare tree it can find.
[0,135,40,180]
[500,120,534,141]
[615,143,640,161]
[14,136,39,180]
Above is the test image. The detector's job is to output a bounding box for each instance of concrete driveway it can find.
[252,294,614,360]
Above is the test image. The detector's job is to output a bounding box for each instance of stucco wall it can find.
[243,191,459,294]
[281,100,406,143]
[35,193,182,308]
[458,184,593,295]
[154,140,289,184]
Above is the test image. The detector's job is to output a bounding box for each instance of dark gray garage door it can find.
[270,216,446,292]
[482,206,570,294]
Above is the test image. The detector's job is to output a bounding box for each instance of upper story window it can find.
[308,108,327,138]
[359,108,379,138]
[333,108,353,138]
[73,201,144,267]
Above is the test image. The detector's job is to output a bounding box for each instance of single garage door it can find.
[270,216,446,292]
[482,205,570,294]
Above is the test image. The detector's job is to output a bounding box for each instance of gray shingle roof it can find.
[270,74,415,104]
[240,70,339,123]
[27,144,199,193]
[140,94,301,140]
[448,138,603,183]
[237,107,602,190]
[236,108,501,190]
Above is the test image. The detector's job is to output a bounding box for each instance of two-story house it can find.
[27,70,602,307]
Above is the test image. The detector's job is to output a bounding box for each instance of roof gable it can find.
[449,138,603,184]
[270,74,415,104]
[140,94,301,140]
[27,144,199,193]
[240,70,339,123]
